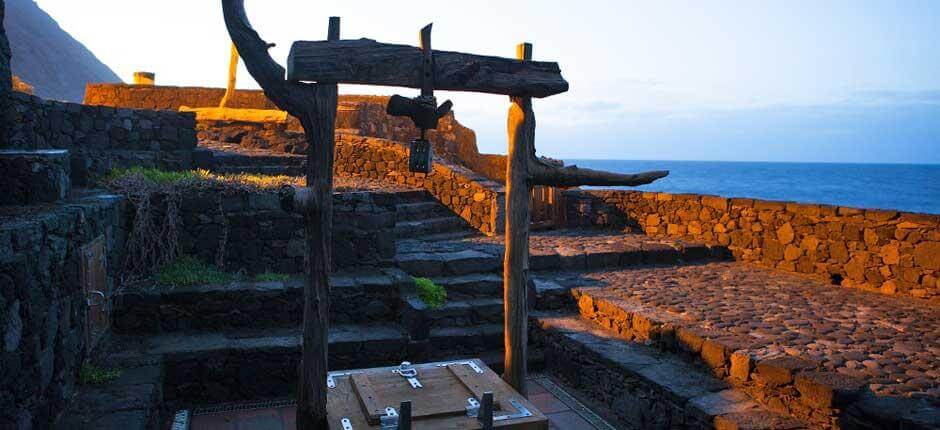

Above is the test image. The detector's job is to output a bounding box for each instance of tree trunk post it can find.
[296,16,340,430]
[503,42,534,395]
[219,42,240,108]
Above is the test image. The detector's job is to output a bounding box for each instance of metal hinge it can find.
[341,417,353,430]
[436,360,484,374]
[379,407,399,430]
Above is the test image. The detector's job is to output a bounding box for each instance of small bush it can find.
[156,255,233,287]
[415,277,446,309]
[255,273,291,282]
[79,364,121,385]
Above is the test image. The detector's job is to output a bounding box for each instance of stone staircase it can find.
[392,192,477,239]
[193,144,306,176]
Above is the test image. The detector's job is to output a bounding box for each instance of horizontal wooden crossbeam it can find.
[287,39,569,98]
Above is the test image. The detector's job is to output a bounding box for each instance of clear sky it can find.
[34,0,940,164]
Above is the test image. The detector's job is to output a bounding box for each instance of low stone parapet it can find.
[7,92,198,185]
[566,189,940,300]
[0,149,69,205]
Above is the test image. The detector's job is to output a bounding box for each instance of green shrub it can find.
[415,277,446,309]
[156,255,233,287]
[255,272,291,282]
[79,364,121,385]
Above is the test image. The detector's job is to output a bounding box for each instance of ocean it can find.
[565,160,940,215]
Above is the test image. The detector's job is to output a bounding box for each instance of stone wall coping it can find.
[0,149,68,156]
[578,188,939,221]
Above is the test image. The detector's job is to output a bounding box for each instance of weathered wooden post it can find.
[503,42,535,394]
[500,44,670,395]
[218,42,240,108]
[293,17,340,430]
[221,2,339,428]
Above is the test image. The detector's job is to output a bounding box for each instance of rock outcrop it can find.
[4,0,121,102]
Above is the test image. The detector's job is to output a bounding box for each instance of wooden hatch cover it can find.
[325,359,548,429]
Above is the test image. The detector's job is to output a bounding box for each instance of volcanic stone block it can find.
[794,371,867,409]
[0,149,70,205]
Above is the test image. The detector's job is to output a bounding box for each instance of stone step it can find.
[55,353,164,430]
[427,324,506,358]
[431,273,504,298]
[112,268,410,334]
[211,164,304,176]
[138,322,521,408]
[392,189,436,204]
[145,325,409,407]
[531,312,808,430]
[397,249,501,277]
[394,216,472,238]
[395,201,455,221]
[402,296,504,338]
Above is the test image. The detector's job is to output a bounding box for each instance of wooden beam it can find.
[503,42,535,395]
[287,39,568,98]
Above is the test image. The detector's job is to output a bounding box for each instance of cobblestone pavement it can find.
[398,228,712,257]
[568,262,940,398]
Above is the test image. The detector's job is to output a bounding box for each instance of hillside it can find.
[4,0,121,102]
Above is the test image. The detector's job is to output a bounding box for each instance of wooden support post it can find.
[219,43,240,108]
[503,42,535,394]
[296,16,340,430]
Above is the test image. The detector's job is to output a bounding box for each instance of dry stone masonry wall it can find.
[0,193,126,429]
[170,188,398,274]
[84,84,509,181]
[567,190,940,300]
[6,92,197,185]
[336,134,505,235]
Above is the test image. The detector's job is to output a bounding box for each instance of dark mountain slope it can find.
[4,0,121,102]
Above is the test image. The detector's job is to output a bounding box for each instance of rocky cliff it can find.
[4,0,120,102]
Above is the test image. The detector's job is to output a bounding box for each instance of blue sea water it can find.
[565,160,940,215]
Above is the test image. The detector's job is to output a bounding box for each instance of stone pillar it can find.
[133,71,155,86]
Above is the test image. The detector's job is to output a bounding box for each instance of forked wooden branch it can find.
[221,0,302,115]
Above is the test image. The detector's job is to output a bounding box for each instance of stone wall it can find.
[171,188,397,274]
[84,84,509,180]
[336,134,505,235]
[0,193,126,429]
[83,84,277,111]
[1,0,10,148]
[6,92,197,186]
[566,190,940,300]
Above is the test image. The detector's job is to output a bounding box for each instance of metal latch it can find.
[341,417,353,430]
[393,361,422,388]
[380,407,398,430]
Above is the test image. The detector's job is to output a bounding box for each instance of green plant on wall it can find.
[156,255,233,288]
[414,277,446,309]
[79,364,121,385]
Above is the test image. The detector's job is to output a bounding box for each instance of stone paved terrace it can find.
[565,262,940,399]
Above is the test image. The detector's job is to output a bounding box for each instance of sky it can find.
[33,0,940,164]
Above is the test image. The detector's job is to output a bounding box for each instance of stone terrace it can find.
[555,262,940,428]
[570,263,940,398]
